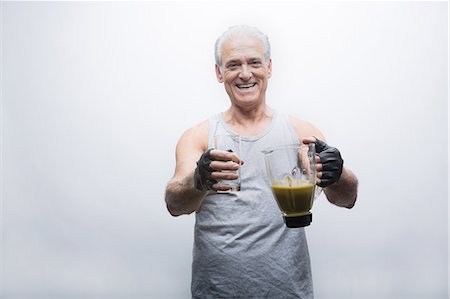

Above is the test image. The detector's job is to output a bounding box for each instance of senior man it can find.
[165,25,358,298]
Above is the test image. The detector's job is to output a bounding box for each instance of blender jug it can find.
[262,144,319,228]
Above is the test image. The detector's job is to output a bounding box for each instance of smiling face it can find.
[215,36,272,109]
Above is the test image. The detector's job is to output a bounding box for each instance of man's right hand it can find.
[194,149,242,191]
[194,149,217,191]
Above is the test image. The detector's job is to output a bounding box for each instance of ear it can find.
[267,59,272,78]
[215,64,224,83]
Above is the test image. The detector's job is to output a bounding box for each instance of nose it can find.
[239,64,252,80]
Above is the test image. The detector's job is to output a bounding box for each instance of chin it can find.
[233,97,263,108]
[235,92,259,101]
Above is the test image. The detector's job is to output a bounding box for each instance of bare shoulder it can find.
[288,115,326,141]
[177,119,209,153]
[172,119,209,178]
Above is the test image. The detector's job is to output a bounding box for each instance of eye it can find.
[226,63,238,70]
[250,60,262,67]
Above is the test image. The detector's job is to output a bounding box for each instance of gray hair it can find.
[214,25,271,66]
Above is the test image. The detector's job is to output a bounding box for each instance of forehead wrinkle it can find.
[221,37,265,64]
[224,55,261,64]
[222,50,264,66]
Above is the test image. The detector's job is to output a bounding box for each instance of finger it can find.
[211,171,239,180]
[213,182,236,191]
[301,136,317,145]
[210,149,232,162]
[210,149,244,164]
[315,163,323,172]
[315,154,321,163]
[230,152,244,165]
[317,171,323,179]
[210,161,240,171]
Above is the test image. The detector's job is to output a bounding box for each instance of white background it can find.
[1,1,448,298]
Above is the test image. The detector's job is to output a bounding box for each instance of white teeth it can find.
[237,83,256,89]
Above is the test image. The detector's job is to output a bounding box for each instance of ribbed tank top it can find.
[191,110,313,299]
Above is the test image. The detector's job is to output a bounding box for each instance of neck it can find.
[223,104,274,136]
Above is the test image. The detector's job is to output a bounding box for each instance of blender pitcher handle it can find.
[314,186,323,199]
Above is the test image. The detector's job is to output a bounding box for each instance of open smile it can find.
[236,83,257,89]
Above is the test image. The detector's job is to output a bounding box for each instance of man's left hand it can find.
[303,137,343,187]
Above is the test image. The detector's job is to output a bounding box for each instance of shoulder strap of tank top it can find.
[207,113,222,148]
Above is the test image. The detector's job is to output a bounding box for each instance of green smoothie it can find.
[271,183,315,216]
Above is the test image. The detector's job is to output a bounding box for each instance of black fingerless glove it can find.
[194,149,217,191]
[315,138,344,187]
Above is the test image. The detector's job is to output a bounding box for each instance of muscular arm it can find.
[323,167,358,208]
[165,121,209,216]
[289,116,358,209]
[166,173,206,216]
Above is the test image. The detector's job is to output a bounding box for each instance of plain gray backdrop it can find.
[1,1,448,298]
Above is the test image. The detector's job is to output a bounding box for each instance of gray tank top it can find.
[192,111,313,299]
